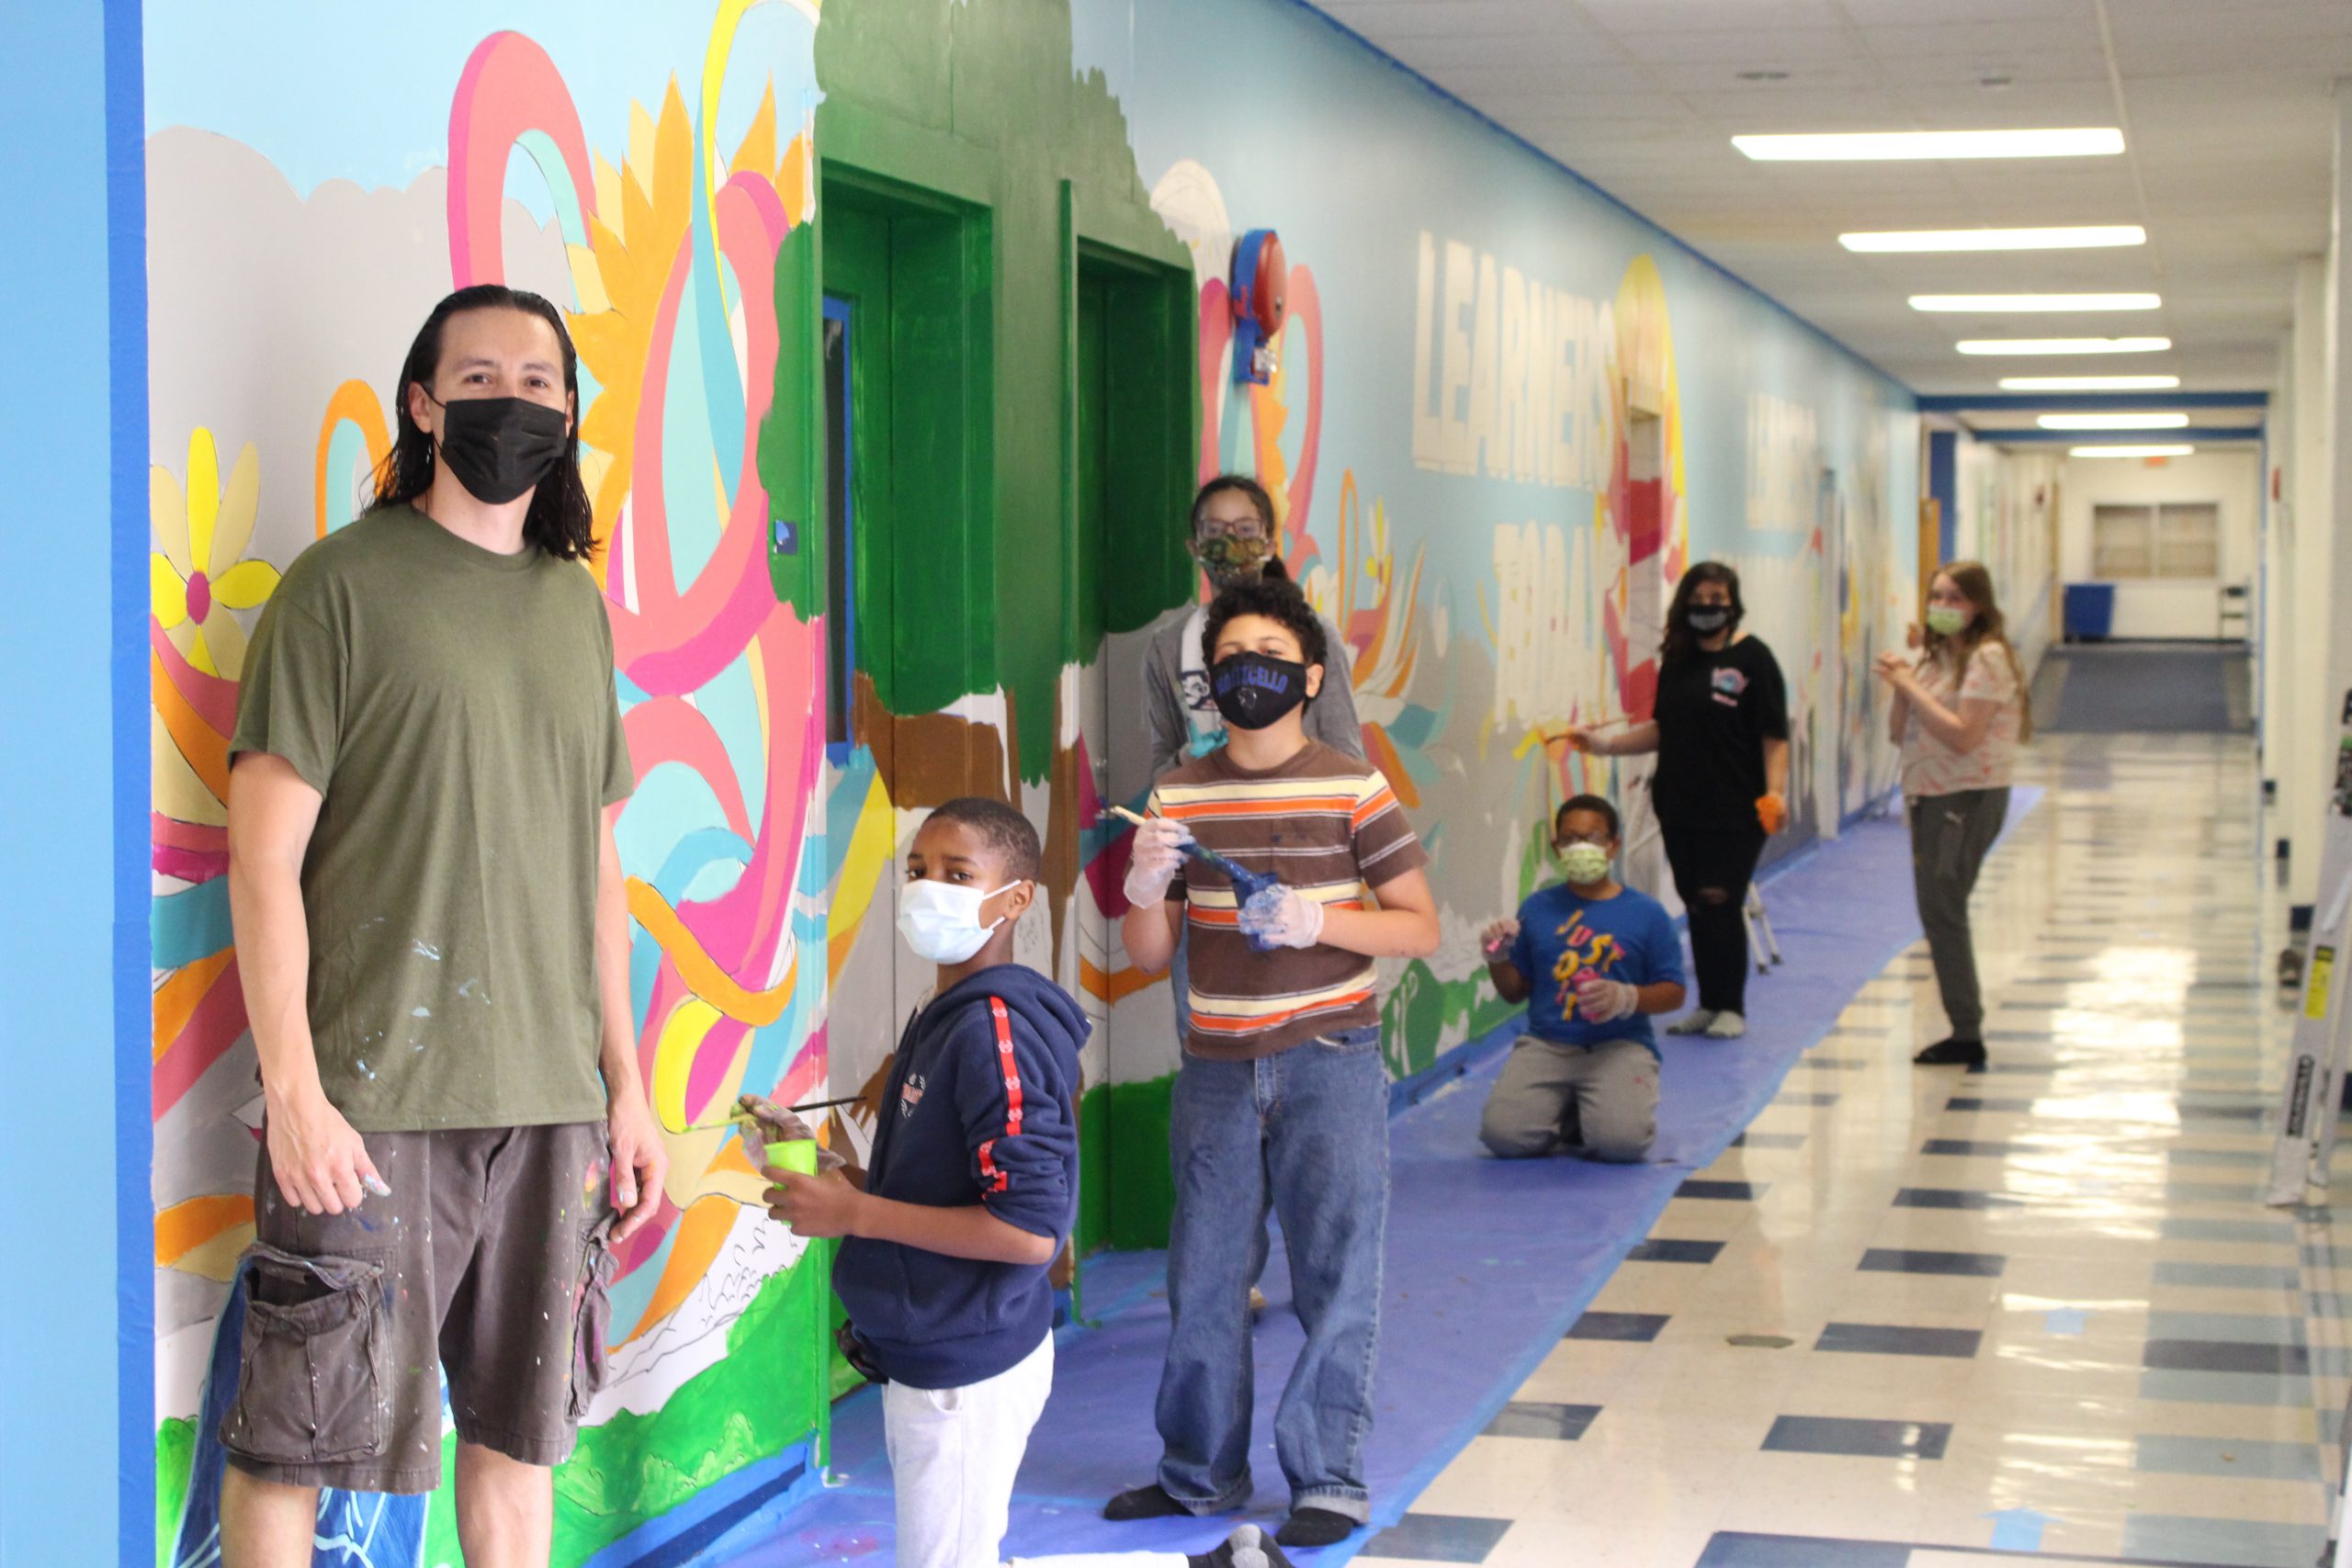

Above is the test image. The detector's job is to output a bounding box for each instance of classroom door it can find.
[1074,243,1193,1256]
[819,175,994,1144]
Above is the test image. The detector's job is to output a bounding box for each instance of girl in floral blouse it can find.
[1877,560,2032,1066]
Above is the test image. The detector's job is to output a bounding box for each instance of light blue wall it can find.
[0,1,141,1562]
[1080,0,1917,574]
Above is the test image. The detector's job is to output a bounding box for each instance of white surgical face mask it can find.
[898,878,1023,965]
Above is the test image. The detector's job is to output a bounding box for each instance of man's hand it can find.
[605,1089,670,1243]
[765,1168,865,1238]
[1572,973,1640,1024]
[1238,885,1326,950]
[265,1087,387,1215]
[1123,815,1193,906]
[1757,794,1788,836]
[1481,917,1521,960]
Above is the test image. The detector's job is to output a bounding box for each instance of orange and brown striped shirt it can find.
[1150,739,1428,1060]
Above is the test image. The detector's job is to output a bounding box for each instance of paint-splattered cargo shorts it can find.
[220,1122,616,1495]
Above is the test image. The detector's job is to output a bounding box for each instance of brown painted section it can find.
[854,671,1012,807]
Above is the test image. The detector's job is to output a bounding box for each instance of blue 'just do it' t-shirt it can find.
[1509,882,1685,1057]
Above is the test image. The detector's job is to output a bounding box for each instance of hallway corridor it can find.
[1361,733,2333,1567]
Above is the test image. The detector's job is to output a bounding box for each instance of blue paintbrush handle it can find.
[1178,838,1255,882]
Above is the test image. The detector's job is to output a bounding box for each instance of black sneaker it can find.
[1913,1037,1987,1066]
[1275,1507,1359,1548]
[1104,1483,1193,1521]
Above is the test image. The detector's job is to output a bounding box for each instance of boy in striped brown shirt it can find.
[1109,576,1440,1551]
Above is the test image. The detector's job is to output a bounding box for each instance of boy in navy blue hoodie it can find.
[757,797,1289,1568]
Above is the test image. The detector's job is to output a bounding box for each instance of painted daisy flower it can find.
[152,429,279,678]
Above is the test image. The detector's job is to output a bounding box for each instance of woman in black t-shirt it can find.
[1564,562,1789,1038]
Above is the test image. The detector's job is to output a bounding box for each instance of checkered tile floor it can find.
[1356,734,2343,1568]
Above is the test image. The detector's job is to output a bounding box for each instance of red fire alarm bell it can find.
[1230,229,1286,386]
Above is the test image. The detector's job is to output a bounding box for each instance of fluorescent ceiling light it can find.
[2000,375,2180,390]
[1956,337,2171,355]
[2069,445,2194,458]
[1735,129,2124,161]
[2037,412,2190,431]
[1840,225,2145,254]
[1911,293,2159,312]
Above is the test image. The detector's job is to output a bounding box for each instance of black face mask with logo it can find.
[1210,651,1311,731]
[1682,605,1733,634]
[430,394,571,505]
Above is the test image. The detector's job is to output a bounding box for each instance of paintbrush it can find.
[1107,805,1291,953]
[678,1093,867,1135]
[1536,716,1638,749]
[1104,804,1258,882]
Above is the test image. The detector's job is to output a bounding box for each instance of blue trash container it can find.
[2064,583,2114,642]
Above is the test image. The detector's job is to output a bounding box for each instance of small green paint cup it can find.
[764,1138,818,1177]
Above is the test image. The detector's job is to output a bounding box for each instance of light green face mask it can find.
[1558,843,1612,885]
[1926,606,1970,637]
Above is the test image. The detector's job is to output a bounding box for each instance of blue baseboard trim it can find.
[579,1441,818,1568]
[1387,1012,1524,1116]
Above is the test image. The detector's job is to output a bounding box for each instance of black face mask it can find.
[1683,605,1733,634]
[430,394,570,505]
[1210,651,1311,731]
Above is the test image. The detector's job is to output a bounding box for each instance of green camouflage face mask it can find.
[1195,532,1272,584]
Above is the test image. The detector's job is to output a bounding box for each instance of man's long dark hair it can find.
[1659,560,1745,668]
[369,285,597,560]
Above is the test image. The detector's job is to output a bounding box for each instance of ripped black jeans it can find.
[1662,827,1767,1016]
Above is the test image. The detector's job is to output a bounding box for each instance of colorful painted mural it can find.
[1064,0,1922,1150]
[141,0,1928,1554]
[148,6,831,1563]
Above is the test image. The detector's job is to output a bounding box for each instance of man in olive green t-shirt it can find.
[220,287,667,1568]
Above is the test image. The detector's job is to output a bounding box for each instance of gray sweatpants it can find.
[1908,786,2010,1039]
[1479,1035,1658,1163]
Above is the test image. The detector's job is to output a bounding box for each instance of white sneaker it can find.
[1666,1010,1719,1036]
[1703,1011,1747,1040]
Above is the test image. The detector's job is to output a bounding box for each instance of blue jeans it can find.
[1154,1024,1388,1522]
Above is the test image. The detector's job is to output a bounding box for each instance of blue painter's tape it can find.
[1986,1509,2050,1551]
[579,1443,817,1568]
[107,1,155,1562]
[1388,1010,1522,1116]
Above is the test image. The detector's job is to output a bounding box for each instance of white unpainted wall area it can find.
[2056,450,2262,642]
